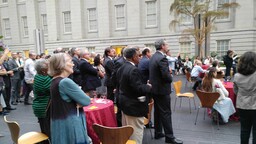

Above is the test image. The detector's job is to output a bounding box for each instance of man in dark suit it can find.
[149,39,183,144]
[8,52,22,105]
[80,50,103,97]
[111,47,127,127]
[69,47,81,85]
[138,47,151,84]
[117,47,151,144]
[2,56,15,110]
[103,47,115,101]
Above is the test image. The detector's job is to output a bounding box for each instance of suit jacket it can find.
[79,59,101,91]
[149,51,172,95]
[112,56,126,87]
[69,56,81,85]
[103,57,114,87]
[3,61,11,88]
[138,56,150,84]
[117,61,151,117]
[8,58,21,80]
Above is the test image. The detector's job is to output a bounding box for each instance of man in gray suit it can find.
[8,52,22,105]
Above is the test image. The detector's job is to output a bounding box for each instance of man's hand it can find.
[7,70,13,75]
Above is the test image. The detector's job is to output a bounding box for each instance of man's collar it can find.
[128,61,135,66]
[108,56,113,60]
[158,50,165,56]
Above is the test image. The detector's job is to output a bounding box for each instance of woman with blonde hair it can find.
[202,67,235,123]
[48,53,91,144]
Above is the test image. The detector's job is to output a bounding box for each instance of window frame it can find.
[145,0,157,28]
[63,11,72,34]
[21,16,28,37]
[87,8,98,32]
[2,18,11,38]
[216,0,231,21]
[41,14,48,35]
[216,39,230,58]
[179,42,192,58]
[115,4,126,30]
[2,0,7,4]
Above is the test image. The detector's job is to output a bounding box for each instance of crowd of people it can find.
[0,39,256,144]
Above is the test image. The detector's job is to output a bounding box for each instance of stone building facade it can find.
[0,0,255,58]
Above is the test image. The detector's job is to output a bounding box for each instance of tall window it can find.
[63,11,71,33]
[146,1,157,27]
[217,40,229,57]
[180,13,192,24]
[115,4,126,30]
[88,8,97,32]
[21,16,28,37]
[3,18,11,38]
[180,42,191,57]
[2,0,7,3]
[217,0,230,20]
[41,14,48,35]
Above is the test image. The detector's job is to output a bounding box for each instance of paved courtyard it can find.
[0,75,247,144]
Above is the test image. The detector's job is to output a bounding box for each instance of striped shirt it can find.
[32,74,52,118]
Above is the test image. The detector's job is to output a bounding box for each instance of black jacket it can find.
[69,56,81,85]
[117,62,151,117]
[80,59,101,91]
[223,55,233,67]
[149,51,172,95]
[103,57,114,87]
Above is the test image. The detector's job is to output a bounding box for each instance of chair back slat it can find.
[4,116,20,144]
[196,90,220,108]
[93,123,134,144]
[173,81,182,94]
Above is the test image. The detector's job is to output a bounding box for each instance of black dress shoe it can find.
[166,138,183,144]
[155,133,165,139]
[5,107,16,110]
[24,102,32,105]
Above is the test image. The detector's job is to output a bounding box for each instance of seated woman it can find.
[212,60,225,79]
[202,67,235,123]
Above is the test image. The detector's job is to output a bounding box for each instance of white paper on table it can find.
[94,99,108,104]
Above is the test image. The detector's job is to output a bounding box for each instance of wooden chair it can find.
[144,99,154,139]
[4,116,50,144]
[173,81,196,113]
[194,90,220,130]
[92,123,136,144]
[185,71,196,89]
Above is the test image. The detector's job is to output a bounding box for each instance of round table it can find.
[83,98,117,144]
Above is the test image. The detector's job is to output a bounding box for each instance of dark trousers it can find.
[115,92,122,127]
[38,109,51,144]
[24,82,33,103]
[192,77,202,90]
[153,94,175,142]
[107,86,115,102]
[232,64,237,75]
[10,79,21,103]
[239,109,256,144]
[3,86,11,108]
[225,66,231,78]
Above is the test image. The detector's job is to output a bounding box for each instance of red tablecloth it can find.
[223,81,239,121]
[83,98,117,144]
[199,65,210,78]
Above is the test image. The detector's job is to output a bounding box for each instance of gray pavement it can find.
[0,75,245,144]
